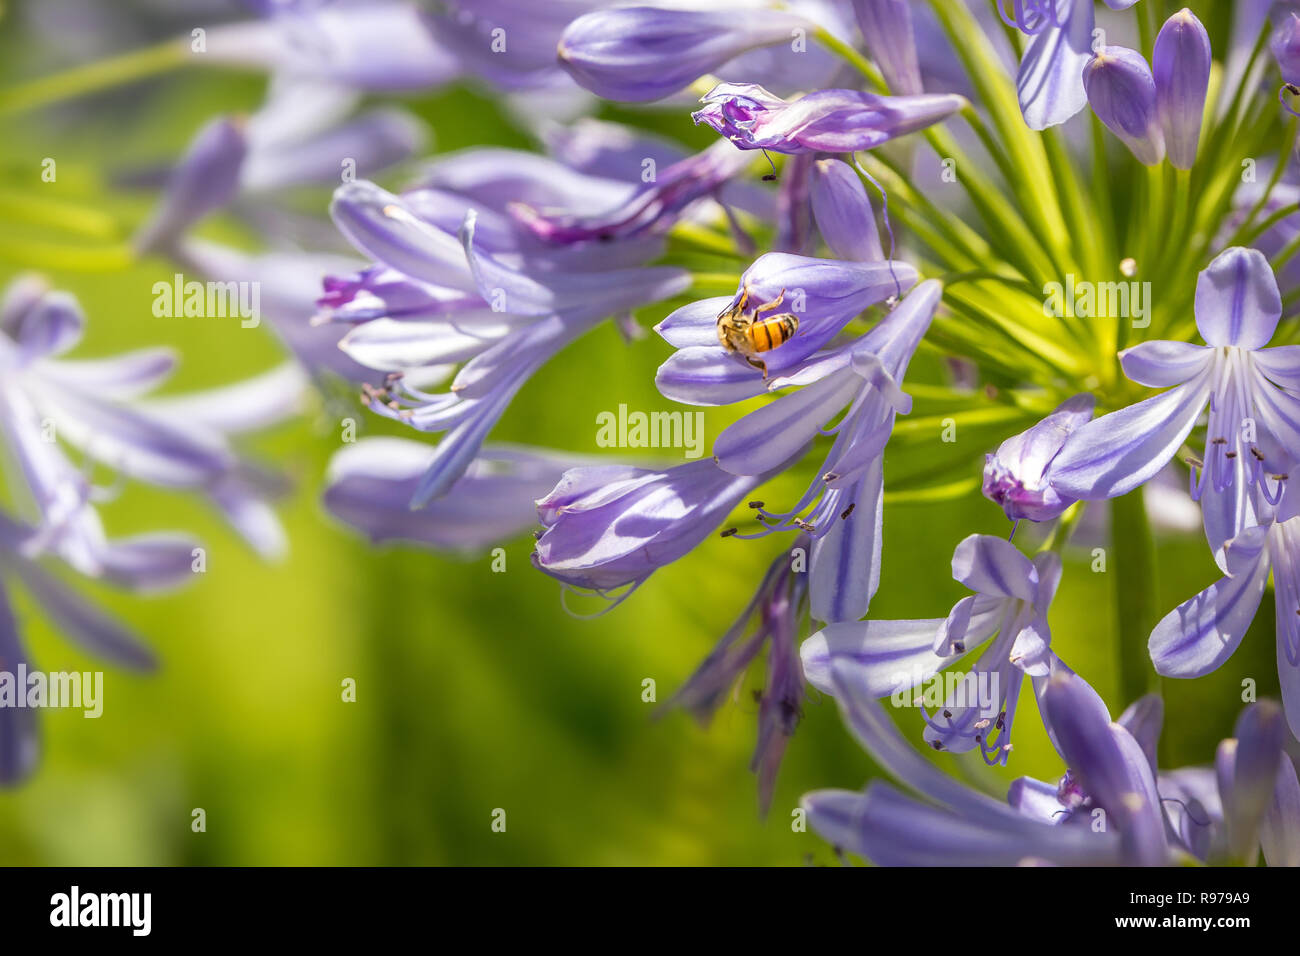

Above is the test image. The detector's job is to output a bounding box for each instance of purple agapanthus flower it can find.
[983,393,1095,523]
[656,273,935,623]
[802,665,1298,865]
[1050,247,1300,553]
[530,458,770,603]
[0,276,303,784]
[556,6,814,102]
[801,533,1064,762]
[324,438,574,553]
[691,82,965,154]
[655,253,919,393]
[0,277,299,566]
[322,180,689,505]
[666,538,809,813]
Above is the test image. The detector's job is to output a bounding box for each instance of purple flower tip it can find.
[983,394,1095,522]
[1085,46,1165,166]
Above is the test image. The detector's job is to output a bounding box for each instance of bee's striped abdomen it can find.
[744,313,798,353]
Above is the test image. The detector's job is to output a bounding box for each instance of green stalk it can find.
[1111,492,1161,706]
[0,38,191,116]
[926,0,1075,277]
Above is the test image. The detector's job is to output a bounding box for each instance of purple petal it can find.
[1260,755,1300,867]
[1017,0,1094,130]
[1254,344,1300,391]
[1117,694,1164,776]
[135,116,247,254]
[1040,670,1168,865]
[950,533,1038,603]
[11,290,85,361]
[1149,531,1270,677]
[810,158,883,262]
[654,297,733,349]
[10,561,156,670]
[0,582,39,785]
[1049,368,1214,499]
[654,347,768,407]
[809,458,883,623]
[557,8,811,102]
[800,617,953,698]
[1119,339,1213,387]
[1084,46,1165,166]
[1195,246,1282,349]
[713,368,860,476]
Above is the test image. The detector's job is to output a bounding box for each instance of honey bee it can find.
[716,285,799,378]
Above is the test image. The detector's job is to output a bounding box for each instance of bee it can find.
[715,285,799,378]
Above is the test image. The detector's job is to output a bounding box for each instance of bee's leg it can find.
[754,288,785,314]
[746,356,769,379]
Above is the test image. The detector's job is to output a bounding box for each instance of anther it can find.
[840,504,855,520]
[719,527,738,538]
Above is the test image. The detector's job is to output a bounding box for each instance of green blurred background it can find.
[0,4,1280,866]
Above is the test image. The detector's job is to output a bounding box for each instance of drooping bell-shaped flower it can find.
[801,533,1065,762]
[655,252,917,396]
[557,7,813,102]
[325,182,688,506]
[324,438,573,553]
[692,82,965,155]
[706,282,940,624]
[982,394,1095,523]
[666,539,810,814]
[801,667,1154,865]
[1153,9,1211,170]
[531,459,770,603]
[1085,46,1166,165]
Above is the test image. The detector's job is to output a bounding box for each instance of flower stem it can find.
[0,38,191,117]
[1110,491,1161,707]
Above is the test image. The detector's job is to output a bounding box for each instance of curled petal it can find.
[1148,536,1270,678]
[1119,339,1213,387]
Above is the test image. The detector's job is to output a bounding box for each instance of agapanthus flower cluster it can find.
[11,0,1300,867]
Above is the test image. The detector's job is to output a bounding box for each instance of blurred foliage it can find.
[0,5,1279,866]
